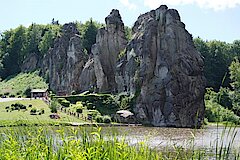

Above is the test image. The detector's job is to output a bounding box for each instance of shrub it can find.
[29,104,32,108]
[57,98,66,103]
[10,103,26,110]
[95,115,103,123]
[76,108,83,113]
[24,87,32,98]
[103,115,111,123]
[4,92,10,96]
[30,108,37,114]
[88,110,100,119]
[60,100,70,107]
[40,109,45,114]
[9,94,15,98]
[50,100,58,113]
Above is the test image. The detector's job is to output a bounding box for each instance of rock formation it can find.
[21,52,40,72]
[116,5,205,127]
[40,6,205,127]
[92,9,127,93]
[42,23,87,94]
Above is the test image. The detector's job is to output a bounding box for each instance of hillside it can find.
[0,71,48,97]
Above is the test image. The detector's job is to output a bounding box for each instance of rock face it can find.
[42,23,87,94]
[92,9,127,93]
[21,53,40,72]
[116,5,205,127]
[40,6,205,127]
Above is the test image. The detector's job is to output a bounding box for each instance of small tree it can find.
[50,100,58,113]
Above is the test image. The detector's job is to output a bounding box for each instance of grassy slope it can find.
[0,71,48,96]
[0,99,84,126]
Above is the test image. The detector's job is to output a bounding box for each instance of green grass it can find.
[0,99,85,126]
[0,71,48,97]
[0,125,239,159]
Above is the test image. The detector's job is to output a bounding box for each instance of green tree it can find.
[82,19,99,54]
[39,24,60,55]
[194,38,234,90]
[229,58,240,115]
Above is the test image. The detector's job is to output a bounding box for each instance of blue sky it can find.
[0,0,240,42]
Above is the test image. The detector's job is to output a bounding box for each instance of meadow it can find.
[0,99,84,127]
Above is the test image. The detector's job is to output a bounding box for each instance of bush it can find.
[57,98,66,103]
[103,115,111,123]
[88,110,100,119]
[50,100,58,113]
[30,108,37,113]
[40,109,45,114]
[60,100,70,107]
[9,94,15,98]
[76,108,83,113]
[29,104,32,108]
[10,103,26,110]
[4,92,10,96]
[95,115,103,123]
[24,87,32,98]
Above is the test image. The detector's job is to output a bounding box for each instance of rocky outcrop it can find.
[116,5,205,127]
[42,23,87,94]
[21,53,40,72]
[40,6,205,127]
[92,9,127,93]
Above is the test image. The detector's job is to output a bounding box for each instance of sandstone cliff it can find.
[92,9,127,93]
[116,5,205,127]
[42,23,87,94]
[40,6,205,127]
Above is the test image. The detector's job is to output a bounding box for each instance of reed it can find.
[0,125,239,160]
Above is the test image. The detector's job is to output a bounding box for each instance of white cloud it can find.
[143,0,240,11]
[119,0,137,10]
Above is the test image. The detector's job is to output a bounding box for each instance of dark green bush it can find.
[57,98,66,103]
[95,115,103,123]
[4,92,10,96]
[76,108,83,113]
[88,110,100,119]
[60,100,70,107]
[30,108,37,113]
[103,115,111,123]
[24,87,32,98]
[9,94,15,98]
[41,109,45,114]
[10,103,26,110]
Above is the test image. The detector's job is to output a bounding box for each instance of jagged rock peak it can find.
[92,9,127,93]
[117,5,206,127]
[105,9,124,26]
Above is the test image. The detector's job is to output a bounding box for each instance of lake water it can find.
[102,125,240,150]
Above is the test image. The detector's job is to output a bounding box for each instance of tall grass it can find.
[0,125,239,160]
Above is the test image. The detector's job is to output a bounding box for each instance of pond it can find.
[102,125,240,150]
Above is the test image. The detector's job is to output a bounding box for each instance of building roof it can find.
[31,89,47,93]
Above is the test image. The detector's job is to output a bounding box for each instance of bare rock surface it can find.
[92,9,127,93]
[42,23,87,94]
[40,6,205,127]
[116,5,205,127]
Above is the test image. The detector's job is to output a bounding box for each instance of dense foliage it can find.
[194,38,240,90]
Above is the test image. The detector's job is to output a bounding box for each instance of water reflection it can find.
[103,126,240,149]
